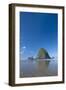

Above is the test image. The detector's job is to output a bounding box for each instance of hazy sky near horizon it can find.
[20,12,58,60]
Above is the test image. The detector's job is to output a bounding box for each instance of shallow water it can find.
[20,59,58,77]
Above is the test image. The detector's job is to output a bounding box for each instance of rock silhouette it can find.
[37,48,50,59]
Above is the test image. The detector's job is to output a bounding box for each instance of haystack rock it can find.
[37,48,51,59]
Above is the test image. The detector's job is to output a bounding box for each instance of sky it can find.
[20,12,58,60]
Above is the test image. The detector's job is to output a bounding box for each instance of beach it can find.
[20,59,58,77]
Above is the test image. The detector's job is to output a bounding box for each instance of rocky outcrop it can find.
[37,48,50,59]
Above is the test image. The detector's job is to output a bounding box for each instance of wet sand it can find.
[20,59,58,77]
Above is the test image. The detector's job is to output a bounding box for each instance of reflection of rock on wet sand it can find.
[20,59,58,77]
[45,60,50,66]
[36,60,50,76]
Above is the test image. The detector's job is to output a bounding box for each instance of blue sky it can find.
[20,12,58,60]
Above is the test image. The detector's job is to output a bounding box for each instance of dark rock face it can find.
[37,48,50,59]
[28,57,34,60]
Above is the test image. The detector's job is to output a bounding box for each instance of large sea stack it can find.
[37,48,51,59]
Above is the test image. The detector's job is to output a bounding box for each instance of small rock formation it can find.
[28,56,34,60]
[37,48,50,59]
